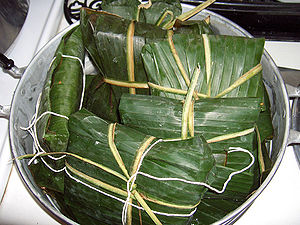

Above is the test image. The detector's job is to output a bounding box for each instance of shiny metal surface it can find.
[292,98,300,165]
[279,67,300,87]
[6,4,297,224]
[0,105,10,119]
[0,0,29,53]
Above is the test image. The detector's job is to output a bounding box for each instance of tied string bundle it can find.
[19,105,255,225]
[18,54,256,225]
[20,54,85,167]
[121,136,254,225]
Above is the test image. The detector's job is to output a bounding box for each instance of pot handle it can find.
[0,53,24,79]
[287,84,300,145]
[279,67,300,145]
[0,105,10,119]
[0,53,23,120]
[286,84,300,98]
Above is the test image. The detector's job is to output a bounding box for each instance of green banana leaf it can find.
[31,25,85,193]
[142,0,182,27]
[119,94,262,140]
[80,9,103,74]
[80,8,216,121]
[190,197,244,225]
[200,129,262,224]
[119,94,261,177]
[119,94,262,223]
[36,25,85,153]
[256,88,273,141]
[191,156,259,224]
[64,108,216,224]
[141,33,265,101]
[101,0,144,21]
[83,75,120,122]
[85,74,97,91]
[173,19,214,35]
[101,0,182,26]
[80,8,166,88]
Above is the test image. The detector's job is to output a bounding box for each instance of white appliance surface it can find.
[0,1,300,225]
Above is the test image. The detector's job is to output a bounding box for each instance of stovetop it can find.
[182,0,300,41]
[64,0,300,41]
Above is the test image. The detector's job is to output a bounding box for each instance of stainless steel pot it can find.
[1,4,300,225]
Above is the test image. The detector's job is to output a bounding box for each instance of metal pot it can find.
[1,4,300,225]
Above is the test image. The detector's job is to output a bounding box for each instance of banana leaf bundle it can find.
[141,33,265,101]
[64,109,216,224]
[80,8,166,92]
[37,25,85,152]
[119,94,265,221]
[119,94,262,140]
[30,25,85,193]
[80,5,214,120]
[119,94,262,177]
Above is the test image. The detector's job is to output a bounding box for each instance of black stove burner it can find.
[183,0,300,41]
[64,0,300,41]
[64,0,102,24]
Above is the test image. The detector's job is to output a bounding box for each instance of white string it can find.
[48,54,86,109]
[20,92,69,164]
[65,165,197,217]
[122,143,255,224]
[22,69,255,223]
[21,109,69,165]
[136,147,255,194]
[21,53,85,164]
[122,139,163,225]
[29,156,196,218]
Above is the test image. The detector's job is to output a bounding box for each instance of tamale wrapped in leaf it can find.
[80,7,216,120]
[80,8,166,94]
[36,25,85,152]
[30,25,85,193]
[119,94,261,176]
[141,33,265,101]
[64,109,217,224]
[119,93,261,222]
[119,93,261,169]
[119,94,262,140]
